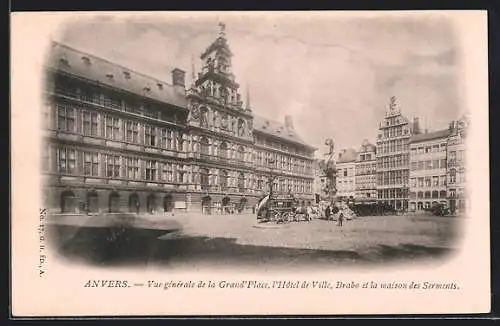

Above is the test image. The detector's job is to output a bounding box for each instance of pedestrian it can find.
[325,205,331,220]
[338,211,344,227]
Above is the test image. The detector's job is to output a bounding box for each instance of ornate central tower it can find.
[186,22,253,138]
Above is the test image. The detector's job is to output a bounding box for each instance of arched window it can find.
[164,194,173,212]
[128,193,139,213]
[219,142,229,159]
[432,190,439,199]
[238,172,245,193]
[439,190,447,198]
[424,191,431,199]
[61,190,76,213]
[86,191,99,213]
[200,137,210,155]
[219,170,228,190]
[147,193,156,214]
[200,168,210,190]
[109,192,120,213]
[417,191,423,199]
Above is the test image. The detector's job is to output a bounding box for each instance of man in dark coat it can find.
[325,206,331,220]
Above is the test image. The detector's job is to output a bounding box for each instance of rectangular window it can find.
[425,176,431,187]
[125,120,139,143]
[126,157,140,180]
[105,115,121,140]
[145,125,156,147]
[432,176,439,187]
[82,110,99,137]
[83,151,99,176]
[145,160,157,181]
[418,177,424,188]
[58,148,76,174]
[162,163,173,182]
[106,155,121,178]
[57,105,76,132]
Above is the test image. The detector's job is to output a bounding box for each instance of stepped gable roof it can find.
[410,129,451,143]
[45,41,188,109]
[337,148,358,164]
[252,115,312,148]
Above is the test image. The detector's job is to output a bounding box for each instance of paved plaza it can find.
[54,212,463,269]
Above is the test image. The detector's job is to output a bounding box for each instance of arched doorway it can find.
[129,193,140,213]
[202,196,211,215]
[238,198,247,213]
[61,190,76,213]
[164,194,173,213]
[109,192,120,213]
[86,191,99,213]
[147,194,156,214]
[222,196,231,214]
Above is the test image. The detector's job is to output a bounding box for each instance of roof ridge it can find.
[51,41,176,87]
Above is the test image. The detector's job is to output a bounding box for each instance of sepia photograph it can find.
[11,11,489,316]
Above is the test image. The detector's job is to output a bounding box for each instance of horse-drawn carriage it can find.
[256,194,312,224]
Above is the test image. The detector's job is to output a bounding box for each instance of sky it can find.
[52,13,464,158]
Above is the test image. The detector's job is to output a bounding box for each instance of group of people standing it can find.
[323,202,354,226]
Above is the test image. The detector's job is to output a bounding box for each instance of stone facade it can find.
[42,26,316,216]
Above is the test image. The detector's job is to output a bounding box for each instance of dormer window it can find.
[123,71,131,79]
[81,56,91,65]
[106,73,114,79]
[143,87,151,92]
[157,83,163,90]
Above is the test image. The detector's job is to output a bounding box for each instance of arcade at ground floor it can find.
[43,185,314,216]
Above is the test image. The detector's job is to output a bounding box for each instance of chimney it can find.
[413,117,421,134]
[171,68,186,94]
[284,115,294,133]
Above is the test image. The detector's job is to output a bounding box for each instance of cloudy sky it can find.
[52,13,464,157]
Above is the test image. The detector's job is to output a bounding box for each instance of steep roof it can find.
[252,115,313,149]
[337,148,358,163]
[45,42,188,109]
[410,129,450,143]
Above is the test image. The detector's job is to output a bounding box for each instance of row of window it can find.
[410,159,447,171]
[253,150,313,175]
[51,104,185,150]
[409,175,447,188]
[52,78,180,124]
[47,147,313,193]
[377,170,410,186]
[410,142,447,154]
[409,190,448,199]
[376,154,410,169]
[254,136,312,157]
[53,147,186,182]
[380,125,409,139]
[377,188,409,199]
[377,140,410,155]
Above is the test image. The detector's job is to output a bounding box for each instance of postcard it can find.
[11,10,490,316]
